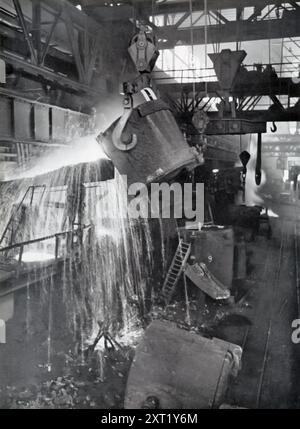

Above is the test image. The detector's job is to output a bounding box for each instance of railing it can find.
[0,185,46,249]
[0,224,93,268]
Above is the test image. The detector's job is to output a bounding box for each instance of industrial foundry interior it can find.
[0,0,300,410]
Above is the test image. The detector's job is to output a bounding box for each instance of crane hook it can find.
[270,122,277,133]
[112,110,137,152]
[255,133,262,186]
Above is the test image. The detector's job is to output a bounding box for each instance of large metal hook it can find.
[270,122,277,133]
[239,151,251,203]
[112,110,137,152]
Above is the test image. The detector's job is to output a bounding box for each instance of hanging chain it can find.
[189,0,196,111]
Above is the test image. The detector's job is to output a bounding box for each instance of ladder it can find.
[161,240,191,304]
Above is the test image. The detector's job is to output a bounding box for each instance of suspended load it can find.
[98,26,203,185]
[98,99,203,186]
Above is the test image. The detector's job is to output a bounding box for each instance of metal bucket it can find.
[98,100,203,186]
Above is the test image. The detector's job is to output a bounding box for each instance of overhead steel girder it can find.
[35,1,102,86]
[12,0,38,64]
[204,107,300,123]
[0,0,103,91]
[263,135,300,143]
[82,0,287,23]
[0,51,104,96]
[263,145,300,154]
[4,0,101,57]
[262,145,300,155]
[43,0,101,35]
[0,13,73,66]
[83,4,135,21]
[154,9,300,48]
[158,78,300,99]
[261,151,300,157]
[0,23,81,86]
[148,0,293,13]
[82,0,289,13]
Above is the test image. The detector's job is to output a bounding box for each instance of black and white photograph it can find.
[0,0,299,414]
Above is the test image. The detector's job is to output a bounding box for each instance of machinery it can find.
[196,50,266,136]
[98,26,203,186]
[0,0,300,411]
[172,49,275,189]
[96,29,250,409]
[127,25,159,94]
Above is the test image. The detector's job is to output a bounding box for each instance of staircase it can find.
[161,240,191,304]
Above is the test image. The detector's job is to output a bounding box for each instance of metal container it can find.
[98,100,203,186]
[178,226,235,288]
[125,319,242,409]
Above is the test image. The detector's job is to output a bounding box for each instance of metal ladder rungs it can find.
[161,239,191,304]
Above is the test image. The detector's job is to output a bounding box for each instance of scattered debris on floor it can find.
[0,346,134,409]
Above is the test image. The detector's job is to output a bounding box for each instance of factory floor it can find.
[0,280,133,409]
[1,201,300,409]
[146,199,300,409]
[220,202,300,409]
